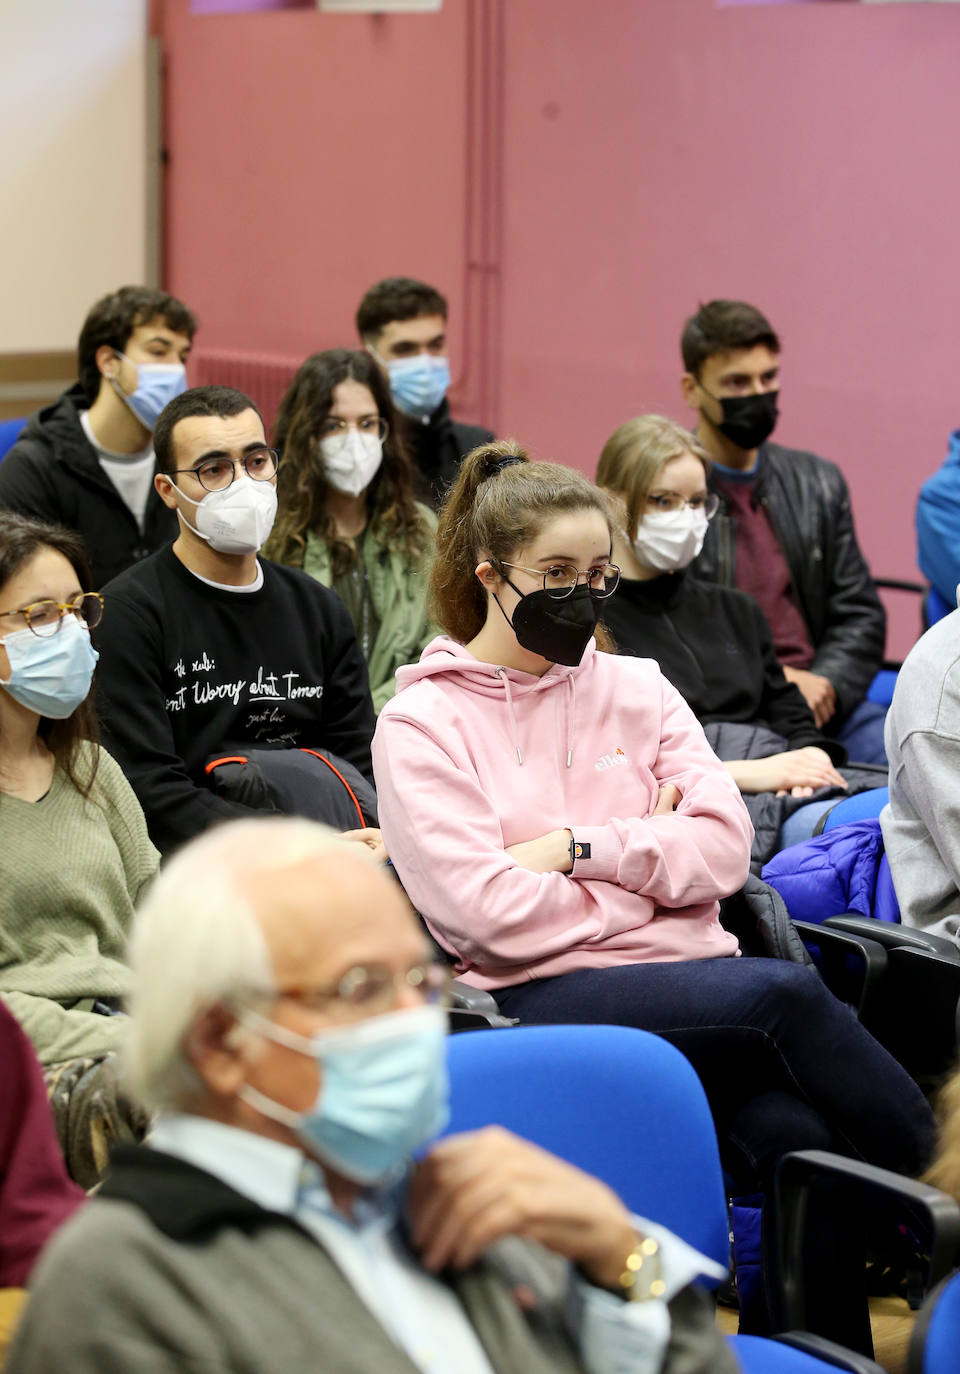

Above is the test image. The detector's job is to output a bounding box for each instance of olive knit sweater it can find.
[0,745,158,1065]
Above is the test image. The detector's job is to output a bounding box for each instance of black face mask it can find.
[709,389,780,452]
[496,580,600,667]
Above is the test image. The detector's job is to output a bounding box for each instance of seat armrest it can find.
[771,1332,887,1374]
[824,916,960,963]
[792,921,888,1020]
[449,981,517,1032]
[769,1149,960,1355]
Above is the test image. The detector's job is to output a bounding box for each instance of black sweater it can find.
[0,384,177,588]
[601,571,845,763]
[96,546,376,853]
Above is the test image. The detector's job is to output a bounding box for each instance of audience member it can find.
[266,350,436,711]
[372,442,932,1216]
[680,299,888,765]
[880,595,960,946]
[357,276,494,508]
[0,512,157,1184]
[7,818,735,1374]
[0,286,196,587]
[594,415,890,865]
[94,386,378,855]
[916,428,960,607]
[0,1004,83,1363]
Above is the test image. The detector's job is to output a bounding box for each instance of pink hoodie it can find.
[373,637,752,990]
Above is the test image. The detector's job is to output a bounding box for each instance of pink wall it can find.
[158,0,960,656]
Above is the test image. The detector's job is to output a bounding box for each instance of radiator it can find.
[190,349,303,434]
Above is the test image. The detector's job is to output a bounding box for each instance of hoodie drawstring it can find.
[497,668,524,766]
[496,667,576,769]
[566,674,576,768]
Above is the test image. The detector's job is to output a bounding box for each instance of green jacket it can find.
[303,506,438,712]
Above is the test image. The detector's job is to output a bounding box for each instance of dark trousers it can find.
[495,957,934,1192]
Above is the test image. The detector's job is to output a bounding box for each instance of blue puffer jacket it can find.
[761,819,899,924]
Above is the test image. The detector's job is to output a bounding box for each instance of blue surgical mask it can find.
[239,1004,449,1184]
[112,352,188,430]
[1,615,99,719]
[376,351,450,422]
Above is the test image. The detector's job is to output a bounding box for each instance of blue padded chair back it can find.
[866,669,897,708]
[925,585,954,628]
[911,1269,960,1373]
[0,417,26,462]
[822,787,889,832]
[444,1023,729,1268]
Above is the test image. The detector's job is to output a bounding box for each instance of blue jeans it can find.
[829,698,888,767]
[495,958,933,1191]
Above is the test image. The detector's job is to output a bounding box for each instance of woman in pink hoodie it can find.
[373,443,932,1200]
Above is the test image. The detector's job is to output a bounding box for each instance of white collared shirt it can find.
[149,1114,726,1374]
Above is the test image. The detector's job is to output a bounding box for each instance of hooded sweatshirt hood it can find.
[374,636,752,989]
[395,636,585,766]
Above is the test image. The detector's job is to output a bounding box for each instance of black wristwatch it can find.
[568,834,591,872]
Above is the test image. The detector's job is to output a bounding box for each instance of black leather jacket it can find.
[692,441,886,714]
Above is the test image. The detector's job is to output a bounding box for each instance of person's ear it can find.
[680,371,700,412]
[475,560,501,591]
[154,471,180,510]
[96,344,122,384]
[184,1004,253,1098]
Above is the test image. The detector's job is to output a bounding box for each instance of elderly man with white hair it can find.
[7,818,734,1374]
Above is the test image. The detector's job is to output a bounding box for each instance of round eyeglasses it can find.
[646,491,719,519]
[262,960,453,1024]
[318,416,388,449]
[498,561,621,601]
[173,447,280,493]
[0,592,104,639]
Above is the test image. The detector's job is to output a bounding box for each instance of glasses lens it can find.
[358,417,388,443]
[409,962,453,1006]
[26,601,62,637]
[76,593,103,629]
[590,564,620,599]
[243,448,279,482]
[542,565,579,599]
[336,964,395,1015]
[648,493,682,513]
[195,459,235,492]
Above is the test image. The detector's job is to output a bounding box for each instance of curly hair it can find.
[266,349,428,575]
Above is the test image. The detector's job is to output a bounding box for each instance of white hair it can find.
[124,817,370,1112]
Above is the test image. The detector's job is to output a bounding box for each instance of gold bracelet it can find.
[618,1236,666,1303]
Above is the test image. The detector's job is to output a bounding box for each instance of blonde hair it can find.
[429,440,616,643]
[596,415,711,538]
[925,1071,960,1200]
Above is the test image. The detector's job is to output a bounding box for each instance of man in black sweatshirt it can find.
[0,286,197,587]
[95,386,377,855]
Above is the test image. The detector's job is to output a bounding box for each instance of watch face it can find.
[622,1237,665,1302]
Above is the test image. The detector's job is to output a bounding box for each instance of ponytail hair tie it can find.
[485,455,524,480]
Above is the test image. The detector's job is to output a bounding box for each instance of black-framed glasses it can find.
[173,447,280,493]
[498,561,621,601]
[264,959,453,1023]
[318,416,389,448]
[0,592,104,639]
[646,491,719,519]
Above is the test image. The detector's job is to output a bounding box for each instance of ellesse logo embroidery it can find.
[594,747,630,771]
